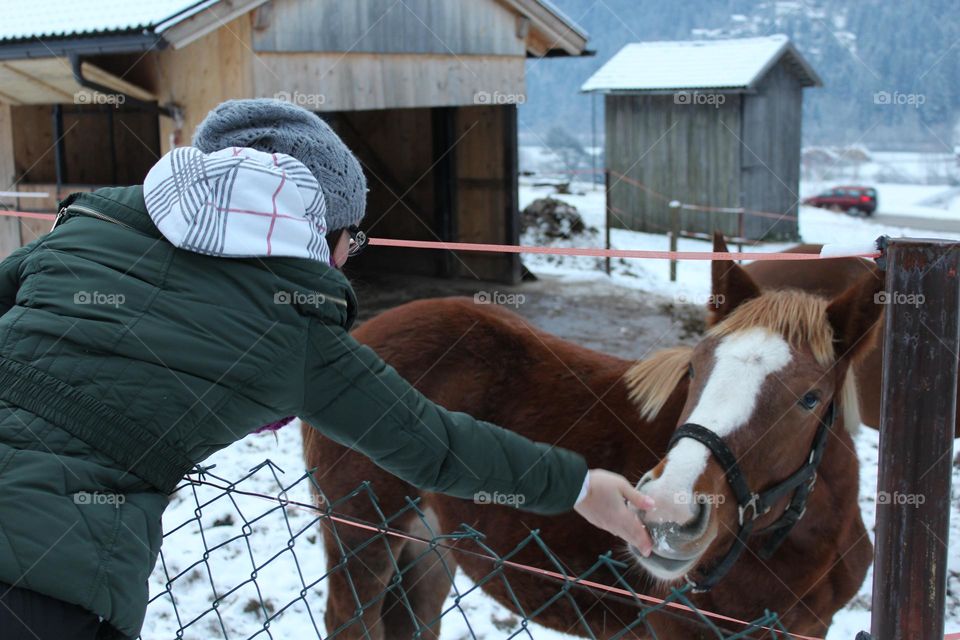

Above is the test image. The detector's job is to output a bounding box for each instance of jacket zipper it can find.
[53,204,136,232]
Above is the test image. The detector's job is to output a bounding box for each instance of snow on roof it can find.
[0,0,588,50]
[581,35,821,93]
[534,0,588,39]
[0,0,217,42]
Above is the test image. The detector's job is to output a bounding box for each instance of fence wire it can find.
[138,460,801,640]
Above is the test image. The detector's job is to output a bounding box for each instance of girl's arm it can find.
[300,321,587,514]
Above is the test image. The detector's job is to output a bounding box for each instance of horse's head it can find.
[629,234,882,586]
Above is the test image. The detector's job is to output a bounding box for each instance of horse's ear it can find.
[709,231,761,324]
[826,267,885,363]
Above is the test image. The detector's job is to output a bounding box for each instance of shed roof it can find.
[0,0,587,56]
[0,0,213,42]
[581,35,821,93]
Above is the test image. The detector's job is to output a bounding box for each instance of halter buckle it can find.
[738,493,765,525]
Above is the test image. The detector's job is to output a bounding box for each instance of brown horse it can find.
[742,242,960,438]
[303,243,881,639]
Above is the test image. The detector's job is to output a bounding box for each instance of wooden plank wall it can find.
[252,0,526,56]
[0,100,152,257]
[148,15,254,151]
[452,104,519,282]
[248,0,526,112]
[0,103,20,258]
[251,52,526,113]
[326,107,440,277]
[740,62,802,240]
[10,105,159,186]
[328,104,518,283]
[606,93,742,238]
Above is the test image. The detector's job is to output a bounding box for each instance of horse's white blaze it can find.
[643,328,792,526]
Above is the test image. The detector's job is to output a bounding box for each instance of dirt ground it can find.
[347,269,706,360]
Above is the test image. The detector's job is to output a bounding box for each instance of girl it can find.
[0,99,653,639]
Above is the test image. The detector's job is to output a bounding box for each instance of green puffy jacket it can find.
[0,186,587,638]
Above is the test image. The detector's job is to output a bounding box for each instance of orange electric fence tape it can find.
[0,209,880,260]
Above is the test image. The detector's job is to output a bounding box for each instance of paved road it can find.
[872,213,960,233]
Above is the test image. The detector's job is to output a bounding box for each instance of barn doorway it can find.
[327,104,521,284]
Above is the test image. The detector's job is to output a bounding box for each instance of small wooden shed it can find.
[582,35,821,241]
[0,0,589,282]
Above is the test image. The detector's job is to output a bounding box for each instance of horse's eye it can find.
[688,363,695,379]
[799,391,821,410]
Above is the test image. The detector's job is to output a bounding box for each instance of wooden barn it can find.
[582,35,821,241]
[0,0,589,282]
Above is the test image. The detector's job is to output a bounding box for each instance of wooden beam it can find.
[501,103,521,283]
[0,103,21,256]
[252,52,526,112]
[432,106,458,277]
[871,238,960,640]
[496,0,588,56]
[79,62,156,102]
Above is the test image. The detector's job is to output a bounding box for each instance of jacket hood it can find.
[143,146,332,264]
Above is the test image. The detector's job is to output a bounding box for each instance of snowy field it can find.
[143,177,960,639]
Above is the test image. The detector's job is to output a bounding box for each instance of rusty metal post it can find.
[871,237,960,640]
[737,210,745,257]
[604,169,611,275]
[669,200,680,282]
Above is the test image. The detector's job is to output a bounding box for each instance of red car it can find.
[803,186,878,216]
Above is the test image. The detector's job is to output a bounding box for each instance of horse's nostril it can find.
[682,500,711,535]
[635,471,655,492]
[644,500,711,548]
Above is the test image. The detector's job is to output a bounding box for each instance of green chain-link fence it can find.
[139,461,801,639]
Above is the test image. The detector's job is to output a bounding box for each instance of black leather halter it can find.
[667,401,836,592]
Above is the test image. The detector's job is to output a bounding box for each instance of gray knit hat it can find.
[192,99,367,232]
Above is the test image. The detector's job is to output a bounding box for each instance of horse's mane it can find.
[624,290,861,432]
[624,347,693,421]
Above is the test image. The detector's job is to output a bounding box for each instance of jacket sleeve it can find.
[300,320,589,515]
[0,238,42,316]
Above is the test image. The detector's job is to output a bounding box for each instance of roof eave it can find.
[498,0,589,57]
[746,40,823,89]
[156,0,269,49]
[580,86,751,94]
[0,31,165,61]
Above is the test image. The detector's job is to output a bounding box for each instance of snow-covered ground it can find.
[143,177,960,639]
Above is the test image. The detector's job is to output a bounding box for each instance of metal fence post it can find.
[871,237,960,640]
[669,200,681,282]
[604,169,611,276]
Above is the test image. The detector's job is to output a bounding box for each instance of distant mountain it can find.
[520,0,959,150]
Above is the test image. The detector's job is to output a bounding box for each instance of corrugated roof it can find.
[0,0,589,51]
[0,0,211,42]
[581,35,821,93]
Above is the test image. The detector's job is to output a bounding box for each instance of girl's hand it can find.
[573,469,655,556]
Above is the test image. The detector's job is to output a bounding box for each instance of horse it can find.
[742,243,960,438]
[303,235,881,638]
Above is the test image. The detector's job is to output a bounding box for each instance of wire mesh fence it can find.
[139,460,803,640]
